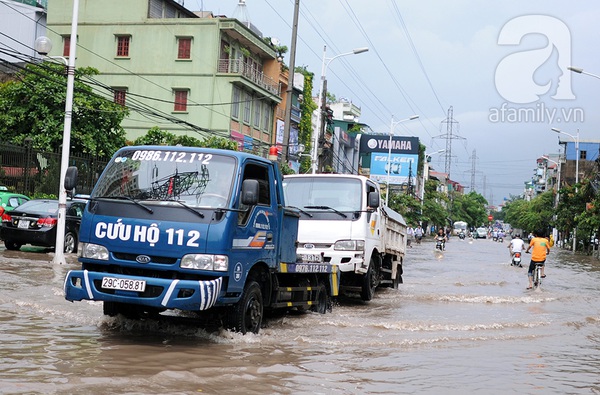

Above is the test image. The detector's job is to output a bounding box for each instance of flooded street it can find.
[1,238,599,394]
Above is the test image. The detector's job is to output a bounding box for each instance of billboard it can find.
[359,135,419,186]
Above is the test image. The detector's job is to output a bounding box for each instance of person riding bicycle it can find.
[525,230,550,289]
[507,234,526,266]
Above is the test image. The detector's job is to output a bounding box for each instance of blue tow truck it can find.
[63,146,338,334]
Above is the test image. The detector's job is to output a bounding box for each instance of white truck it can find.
[282,174,407,301]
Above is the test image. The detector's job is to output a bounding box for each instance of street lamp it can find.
[34,0,80,265]
[385,115,419,206]
[420,149,445,206]
[568,66,600,80]
[551,127,579,252]
[311,45,369,174]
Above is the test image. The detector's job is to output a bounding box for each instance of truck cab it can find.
[64,146,338,333]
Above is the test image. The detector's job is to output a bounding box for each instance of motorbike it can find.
[458,231,466,240]
[435,236,446,251]
[511,251,523,267]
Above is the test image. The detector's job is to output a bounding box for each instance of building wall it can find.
[46,0,281,151]
[0,0,47,65]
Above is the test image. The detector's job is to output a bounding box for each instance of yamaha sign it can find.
[359,135,420,186]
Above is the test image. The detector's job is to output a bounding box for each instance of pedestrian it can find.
[406,225,414,248]
[414,225,423,244]
[525,229,550,289]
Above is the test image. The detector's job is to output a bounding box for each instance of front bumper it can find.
[64,270,223,311]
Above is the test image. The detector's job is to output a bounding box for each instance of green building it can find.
[46,0,283,155]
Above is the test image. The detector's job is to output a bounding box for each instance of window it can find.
[243,92,251,123]
[177,37,192,59]
[262,102,271,131]
[580,150,587,160]
[253,98,261,128]
[62,36,71,57]
[174,90,188,112]
[231,86,241,119]
[116,36,130,57]
[113,88,127,106]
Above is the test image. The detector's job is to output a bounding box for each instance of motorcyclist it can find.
[436,228,447,250]
[507,234,525,266]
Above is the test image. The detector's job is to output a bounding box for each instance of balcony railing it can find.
[218,59,280,96]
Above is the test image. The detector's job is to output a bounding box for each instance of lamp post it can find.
[551,127,579,252]
[385,115,419,206]
[311,45,368,174]
[420,149,446,206]
[34,0,80,265]
[542,155,561,248]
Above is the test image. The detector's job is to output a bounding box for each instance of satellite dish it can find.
[271,37,280,46]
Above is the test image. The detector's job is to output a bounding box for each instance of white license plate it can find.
[301,253,323,263]
[101,277,146,292]
[17,220,29,229]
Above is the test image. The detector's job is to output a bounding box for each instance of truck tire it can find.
[360,258,379,301]
[310,282,329,314]
[226,281,263,334]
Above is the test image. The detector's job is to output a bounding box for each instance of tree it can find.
[133,127,238,150]
[503,192,554,234]
[294,66,317,174]
[420,179,449,230]
[0,63,128,156]
[451,191,488,228]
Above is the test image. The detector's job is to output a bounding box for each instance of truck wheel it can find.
[360,258,378,301]
[310,282,329,314]
[226,281,263,334]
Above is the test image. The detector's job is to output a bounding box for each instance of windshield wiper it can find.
[94,195,154,214]
[172,200,204,218]
[287,205,313,217]
[303,205,347,218]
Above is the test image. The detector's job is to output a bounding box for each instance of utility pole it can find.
[282,0,300,162]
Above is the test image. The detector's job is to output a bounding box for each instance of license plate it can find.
[101,277,146,292]
[17,220,29,229]
[300,253,322,263]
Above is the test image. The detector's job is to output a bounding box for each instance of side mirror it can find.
[368,191,380,208]
[241,179,259,206]
[64,166,78,192]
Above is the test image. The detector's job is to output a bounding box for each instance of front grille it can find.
[113,252,177,265]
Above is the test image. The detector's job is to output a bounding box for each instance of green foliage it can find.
[555,180,598,251]
[132,127,237,150]
[503,191,555,234]
[451,191,488,228]
[294,66,317,174]
[389,192,421,226]
[420,179,449,228]
[0,63,128,157]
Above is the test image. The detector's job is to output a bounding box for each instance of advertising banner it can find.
[360,134,420,185]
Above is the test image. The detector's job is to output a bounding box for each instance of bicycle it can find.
[532,262,544,289]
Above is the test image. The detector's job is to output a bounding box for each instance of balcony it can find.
[218,58,280,96]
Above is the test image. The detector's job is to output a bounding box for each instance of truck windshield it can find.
[92,148,236,208]
[282,177,362,212]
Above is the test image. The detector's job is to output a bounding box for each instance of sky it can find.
[189,0,600,207]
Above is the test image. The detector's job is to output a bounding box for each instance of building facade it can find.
[46,0,283,156]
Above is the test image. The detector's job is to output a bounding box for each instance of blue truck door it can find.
[229,161,278,288]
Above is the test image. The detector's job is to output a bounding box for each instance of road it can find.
[0,238,599,394]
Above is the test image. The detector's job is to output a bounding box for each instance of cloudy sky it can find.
[191,0,600,207]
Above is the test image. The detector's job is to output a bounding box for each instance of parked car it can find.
[475,227,488,239]
[0,190,30,214]
[0,199,86,253]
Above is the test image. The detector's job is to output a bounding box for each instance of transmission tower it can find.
[433,106,464,178]
[470,149,478,191]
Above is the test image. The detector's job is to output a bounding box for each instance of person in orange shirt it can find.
[525,230,551,289]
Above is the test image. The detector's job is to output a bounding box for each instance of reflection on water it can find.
[0,240,599,394]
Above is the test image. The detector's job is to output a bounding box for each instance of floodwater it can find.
[1,239,599,395]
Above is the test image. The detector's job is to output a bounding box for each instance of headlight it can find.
[181,254,228,271]
[334,240,365,251]
[79,243,109,260]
